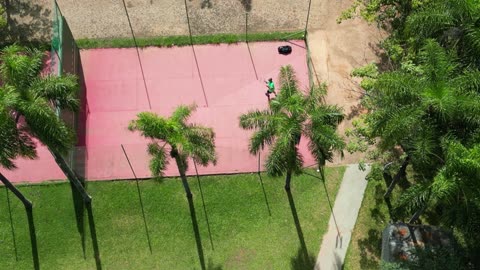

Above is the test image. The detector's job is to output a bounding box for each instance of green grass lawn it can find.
[343,172,390,270]
[76,31,305,49]
[0,167,344,269]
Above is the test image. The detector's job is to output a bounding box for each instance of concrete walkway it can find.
[315,164,370,270]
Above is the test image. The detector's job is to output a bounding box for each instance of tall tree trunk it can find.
[0,172,32,209]
[172,149,193,198]
[284,170,292,191]
[384,156,410,198]
[49,148,92,203]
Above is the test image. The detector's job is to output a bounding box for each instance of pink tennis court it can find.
[7,41,316,183]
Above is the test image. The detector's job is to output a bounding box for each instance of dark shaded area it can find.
[206,259,223,270]
[70,182,86,259]
[286,190,310,265]
[5,186,18,261]
[347,103,365,120]
[2,0,52,46]
[193,161,214,250]
[239,0,252,12]
[290,247,316,270]
[201,0,212,9]
[86,203,102,270]
[358,229,382,269]
[187,196,206,270]
[26,208,39,270]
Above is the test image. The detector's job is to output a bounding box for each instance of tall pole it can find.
[121,0,152,110]
[121,144,153,253]
[184,0,209,107]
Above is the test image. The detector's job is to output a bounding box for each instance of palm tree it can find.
[405,0,480,68]
[366,40,480,179]
[0,45,91,202]
[129,104,217,198]
[239,65,345,190]
[362,40,480,226]
[0,85,34,208]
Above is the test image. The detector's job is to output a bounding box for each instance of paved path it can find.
[315,164,370,270]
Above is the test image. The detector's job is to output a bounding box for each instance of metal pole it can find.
[184,0,209,107]
[121,0,152,110]
[121,144,153,254]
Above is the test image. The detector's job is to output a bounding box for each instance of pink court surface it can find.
[6,41,317,183]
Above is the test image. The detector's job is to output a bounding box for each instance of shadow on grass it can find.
[187,195,206,270]
[70,183,102,270]
[70,182,86,259]
[207,258,223,270]
[26,207,39,270]
[86,203,102,270]
[290,246,316,270]
[286,190,310,265]
[357,229,382,269]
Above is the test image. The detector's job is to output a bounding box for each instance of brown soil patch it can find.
[307,0,385,165]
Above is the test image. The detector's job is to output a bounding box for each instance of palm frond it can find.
[306,123,345,165]
[248,127,276,155]
[0,45,44,90]
[405,5,454,38]
[419,40,457,83]
[265,135,303,176]
[239,109,276,130]
[184,124,217,166]
[395,183,431,215]
[171,104,196,124]
[305,83,327,109]
[129,112,170,140]
[147,142,169,177]
[19,98,75,154]
[278,65,300,99]
[30,74,80,111]
[0,108,36,169]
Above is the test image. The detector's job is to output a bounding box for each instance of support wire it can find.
[121,0,152,110]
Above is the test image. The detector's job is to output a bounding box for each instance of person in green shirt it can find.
[265,78,276,101]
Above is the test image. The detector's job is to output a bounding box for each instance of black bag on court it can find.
[278,45,292,55]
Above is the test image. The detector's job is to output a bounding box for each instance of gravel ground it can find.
[6,0,329,40]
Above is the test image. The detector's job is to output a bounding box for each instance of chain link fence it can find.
[51,1,84,171]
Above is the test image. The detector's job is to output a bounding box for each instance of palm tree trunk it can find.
[49,148,92,203]
[172,150,193,198]
[285,170,292,191]
[0,172,32,209]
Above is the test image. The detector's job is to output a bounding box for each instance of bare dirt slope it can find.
[307,0,384,165]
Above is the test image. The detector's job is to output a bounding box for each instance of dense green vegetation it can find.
[0,168,344,269]
[344,0,480,268]
[76,31,305,49]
